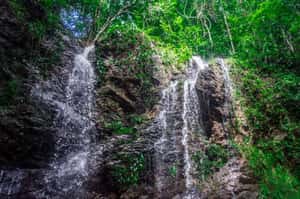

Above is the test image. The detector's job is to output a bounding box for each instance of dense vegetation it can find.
[7,0,300,198]
[193,143,229,181]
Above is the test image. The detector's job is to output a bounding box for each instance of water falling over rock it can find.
[154,80,179,193]
[151,57,209,198]
[0,45,97,199]
[39,45,96,198]
[181,57,208,199]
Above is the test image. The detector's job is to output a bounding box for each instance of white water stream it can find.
[0,45,97,199]
[153,56,209,198]
[182,57,207,193]
[41,45,96,198]
[154,81,179,192]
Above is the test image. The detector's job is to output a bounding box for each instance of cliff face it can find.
[0,0,32,85]
[195,60,258,199]
[0,0,30,51]
[195,61,230,144]
[0,0,48,168]
[0,0,79,168]
[94,33,161,133]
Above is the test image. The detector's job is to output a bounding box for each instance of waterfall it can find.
[182,57,206,186]
[0,45,97,198]
[154,81,179,193]
[41,45,96,198]
[218,58,232,127]
[182,57,208,199]
[153,56,208,198]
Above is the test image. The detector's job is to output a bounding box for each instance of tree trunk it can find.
[223,11,235,53]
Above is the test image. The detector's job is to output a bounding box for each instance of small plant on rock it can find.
[104,120,136,135]
[192,143,229,181]
[168,164,177,178]
[112,153,145,189]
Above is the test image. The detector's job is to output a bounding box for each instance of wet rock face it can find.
[94,41,160,128]
[0,0,30,50]
[97,76,144,120]
[195,61,228,144]
[82,36,162,197]
[0,0,80,168]
[0,102,56,168]
[0,41,78,169]
[201,158,259,199]
[144,80,186,198]
[0,0,47,54]
[0,0,47,168]
[111,58,258,198]
[0,0,31,85]
[194,60,258,198]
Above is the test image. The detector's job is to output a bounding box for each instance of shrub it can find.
[168,165,177,178]
[239,142,300,199]
[112,153,145,189]
[0,79,20,106]
[105,120,136,135]
[192,144,229,181]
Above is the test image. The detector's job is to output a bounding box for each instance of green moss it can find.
[9,0,62,41]
[104,120,136,136]
[168,164,177,178]
[96,24,158,108]
[9,0,26,19]
[128,114,146,125]
[0,79,20,106]
[95,56,107,83]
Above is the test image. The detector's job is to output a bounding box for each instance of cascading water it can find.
[218,58,232,127]
[182,57,208,198]
[39,45,96,198]
[154,81,179,193]
[0,45,97,199]
[153,56,208,198]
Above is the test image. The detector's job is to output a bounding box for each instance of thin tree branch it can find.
[93,3,132,42]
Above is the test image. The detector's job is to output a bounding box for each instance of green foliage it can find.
[0,79,20,106]
[138,0,201,64]
[104,115,147,136]
[232,61,300,168]
[95,56,107,82]
[97,24,157,108]
[260,166,300,199]
[233,58,299,197]
[239,142,300,199]
[9,0,63,40]
[192,144,229,181]
[128,114,145,125]
[105,121,136,136]
[168,165,177,178]
[112,153,145,189]
[9,0,25,19]
[28,21,47,41]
